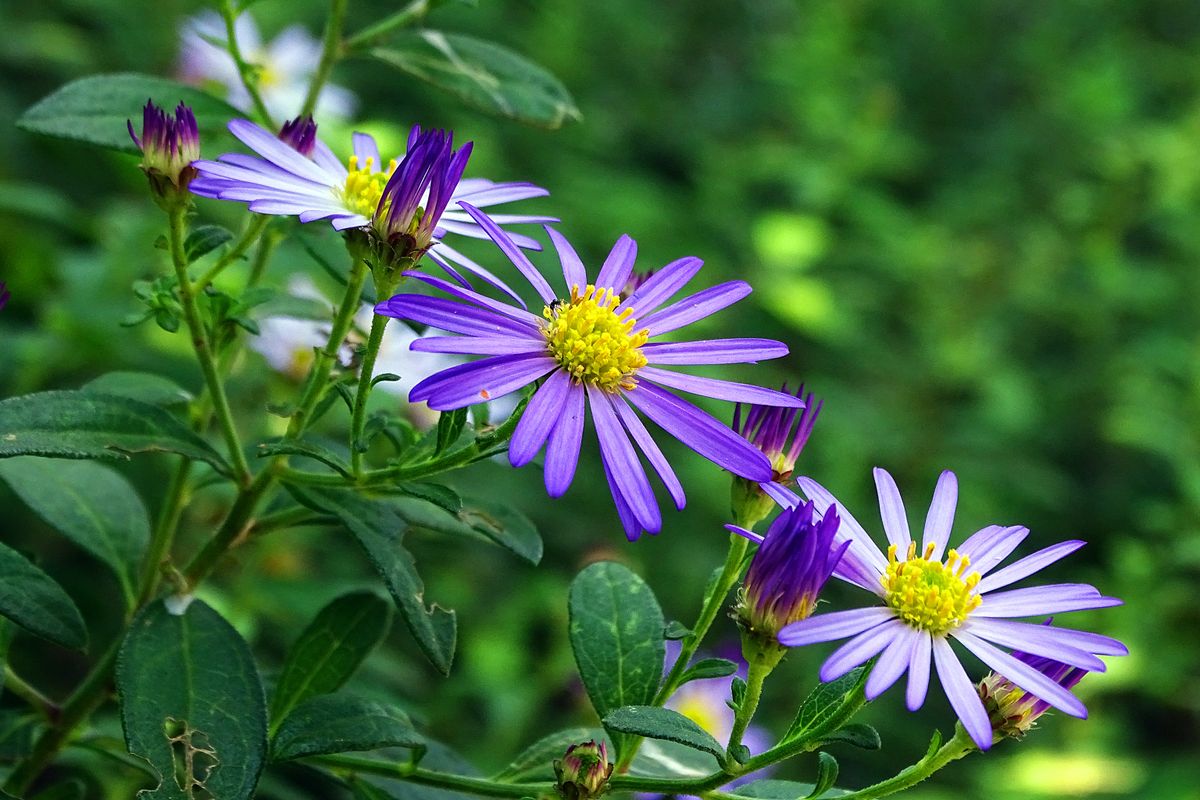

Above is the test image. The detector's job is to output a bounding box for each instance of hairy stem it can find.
[726,654,769,756]
[343,0,430,52]
[350,312,391,476]
[301,0,350,117]
[836,727,976,799]
[183,467,277,588]
[220,0,275,128]
[134,458,192,607]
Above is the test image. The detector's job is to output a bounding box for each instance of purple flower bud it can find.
[977,631,1091,740]
[554,740,613,800]
[730,384,820,524]
[733,502,847,640]
[278,115,318,157]
[127,100,200,199]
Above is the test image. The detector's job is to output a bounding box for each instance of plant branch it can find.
[835,726,976,799]
[301,0,350,117]
[315,756,555,797]
[220,0,275,128]
[2,666,61,723]
[350,312,390,476]
[343,0,430,52]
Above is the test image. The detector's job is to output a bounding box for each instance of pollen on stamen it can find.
[542,285,649,392]
[882,542,982,635]
[339,156,398,218]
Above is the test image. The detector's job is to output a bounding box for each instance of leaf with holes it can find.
[272,694,424,761]
[371,32,580,129]
[270,592,392,731]
[0,457,149,606]
[117,599,267,800]
[0,541,87,650]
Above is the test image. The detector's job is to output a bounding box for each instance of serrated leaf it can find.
[783,666,869,744]
[0,391,229,474]
[82,372,193,408]
[0,457,149,605]
[18,73,239,153]
[270,592,393,730]
[0,541,87,650]
[184,225,234,264]
[272,694,424,761]
[371,33,580,129]
[819,723,880,751]
[568,563,664,759]
[286,485,457,675]
[602,706,724,763]
[680,658,738,684]
[257,439,353,479]
[117,600,267,799]
[492,727,605,781]
[807,752,838,798]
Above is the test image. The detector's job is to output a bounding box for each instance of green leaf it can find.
[601,706,724,763]
[396,482,462,514]
[628,738,715,782]
[679,658,738,684]
[0,457,149,605]
[725,780,849,799]
[568,562,664,759]
[434,407,469,454]
[0,619,13,696]
[272,694,424,762]
[387,494,542,565]
[0,541,87,650]
[184,225,234,264]
[0,391,229,474]
[819,723,880,751]
[257,439,353,479]
[117,599,267,800]
[17,73,239,154]
[371,32,580,129]
[286,485,457,675]
[492,727,605,781]
[663,620,691,640]
[807,752,839,799]
[82,372,193,408]
[29,780,88,800]
[270,591,393,730]
[782,666,869,744]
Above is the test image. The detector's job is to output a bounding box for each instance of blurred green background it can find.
[2,0,1198,798]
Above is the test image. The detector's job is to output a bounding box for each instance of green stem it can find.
[343,0,429,52]
[194,214,272,290]
[169,206,252,484]
[134,458,192,607]
[836,727,976,800]
[246,224,282,288]
[2,666,61,722]
[252,506,332,535]
[350,312,390,476]
[316,756,555,797]
[301,0,350,117]
[183,467,277,588]
[726,655,769,756]
[220,0,275,128]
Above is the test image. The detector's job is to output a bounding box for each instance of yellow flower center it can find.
[339,155,397,218]
[882,542,981,635]
[543,285,649,391]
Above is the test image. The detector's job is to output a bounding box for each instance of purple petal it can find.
[622,256,704,317]
[227,119,333,185]
[906,631,932,710]
[952,630,1088,718]
[595,234,637,291]
[820,619,904,682]
[437,217,545,250]
[602,454,646,541]
[375,295,537,338]
[922,470,957,560]
[427,241,526,308]
[958,525,1029,575]
[611,395,686,510]
[457,202,556,303]
[411,354,555,410]
[932,637,993,750]
[545,384,585,497]
[402,271,543,329]
[762,481,801,509]
[961,619,1107,671]
[410,336,546,356]
[725,524,764,545]
[588,385,660,533]
[640,281,752,336]
[971,618,1127,657]
[509,370,571,467]
[623,383,772,481]
[352,132,381,166]
[796,476,889,581]
[976,540,1086,594]
[642,338,789,366]
[779,607,896,647]
[641,369,806,407]
[865,626,919,700]
[454,181,549,206]
[546,226,586,290]
[976,584,1123,618]
[873,467,912,552]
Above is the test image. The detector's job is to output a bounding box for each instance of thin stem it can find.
[246,224,282,288]
[183,467,277,588]
[134,458,192,607]
[726,655,769,756]
[835,727,976,800]
[220,0,275,127]
[195,215,272,290]
[343,0,429,52]
[301,0,350,117]
[350,312,390,476]
[3,666,61,722]
[252,506,333,535]
[169,205,253,484]
[316,756,555,798]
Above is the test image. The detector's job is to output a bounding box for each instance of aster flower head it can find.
[190,119,553,295]
[978,632,1090,741]
[374,216,804,539]
[127,100,200,201]
[730,501,846,640]
[731,383,820,523]
[554,740,613,800]
[777,467,1128,750]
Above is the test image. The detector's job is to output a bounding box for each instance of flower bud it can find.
[128,100,200,203]
[978,649,1088,741]
[553,740,613,800]
[730,384,820,526]
[278,115,318,157]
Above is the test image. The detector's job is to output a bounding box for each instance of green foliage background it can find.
[1,0,1197,797]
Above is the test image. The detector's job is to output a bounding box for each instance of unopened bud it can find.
[553,740,613,800]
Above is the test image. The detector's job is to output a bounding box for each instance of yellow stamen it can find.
[338,155,398,218]
[881,542,981,635]
[543,285,649,392]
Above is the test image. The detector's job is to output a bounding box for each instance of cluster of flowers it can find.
[130,98,1125,754]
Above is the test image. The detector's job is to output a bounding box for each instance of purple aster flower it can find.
[729,501,847,639]
[374,216,803,539]
[978,625,1092,741]
[0,282,9,311]
[127,100,200,199]
[777,468,1128,750]
[189,120,554,296]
